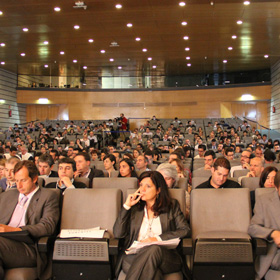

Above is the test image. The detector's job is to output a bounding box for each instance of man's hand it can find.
[74,171,82,178]
[246,171,255,177]
[60,177,73,188]
[242,162,250,169]
[0,224,21,232]
[204,164,211,170]
[271,230,280,247]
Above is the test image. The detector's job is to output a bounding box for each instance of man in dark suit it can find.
[74,152,104,188]
[38,154,58,177]
[45,157,87,194]
[0,160,60,278]
[248,180,280,280]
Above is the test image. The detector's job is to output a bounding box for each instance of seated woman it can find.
[103,154,116,177]
[169,158,186,178]
[118,158,138,178]
[113,171,190,280]
[132,149,141,161]
[251,166,278,210]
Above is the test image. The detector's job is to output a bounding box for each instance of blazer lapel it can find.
[3,192,19,224]
[25,188,41,225]
[160,212,169,233]
[269,190,280,229]
[130,208,144,243]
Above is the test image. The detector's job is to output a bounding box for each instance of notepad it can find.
[60,227,105,238]
[125,238,180,255]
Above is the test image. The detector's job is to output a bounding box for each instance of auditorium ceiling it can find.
[0,0,279,77]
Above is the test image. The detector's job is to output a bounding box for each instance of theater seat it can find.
[241,177,260,191]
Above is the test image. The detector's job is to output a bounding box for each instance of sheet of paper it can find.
[125,238,181,255]
[60,227,105,238]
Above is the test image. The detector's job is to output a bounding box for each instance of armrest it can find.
[109,238,119,255]
[252,238,267,255]
[38,236,56,253]
[182,238,193,255]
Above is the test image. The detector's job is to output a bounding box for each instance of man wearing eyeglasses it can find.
[230,150,251,177]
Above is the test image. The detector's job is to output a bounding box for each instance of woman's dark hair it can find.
[138,171,172,216]
[259,166,278,188]
[103,154,117,170]
[118,158,138,178]
[123,153,134,161]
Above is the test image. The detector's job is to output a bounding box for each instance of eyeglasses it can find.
[241,155,250,159]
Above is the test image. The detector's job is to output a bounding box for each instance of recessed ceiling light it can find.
[100,50,106,53]
[1,62,5,65]
[232,35,237,39]
[22,28,29,32]
[43,41,49,45]
[0,11,3,16]
[0,43,5,47]
[183,36,189,40]
[88,39,94,43]
[148,57,152,61]
[74,25,80,30]
[127,23,133,27]
[142,48,147,52]
[185,47,190,51]
[187,63,191,67]
[118,66,122,69]
[181,21,187,26]
[60,51,65,55]
[152,65,157,69]
[115,4,122,9]
[243,1,250,5]
[73,60,77,63]
[210,1,214,5]
[228,47,233,50]
[44,65,48,68]
[264,55,269,58]
[186,56,191,60]
[179,2,186,7]
[223,60,228,63]
[135,37,141,41]
[83,66,87,69]
[237,20,243,25]
[54,7,61,12]
[20,53,26,56]
[109,58,114,62]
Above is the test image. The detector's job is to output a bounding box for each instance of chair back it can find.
[169,189,186,218]
[44,177,59,186]
[233,169,249,178]
[176,177,188,191]
[61,188,122,237]
[74,177,90,188]
[192,169,211,178]
[241,177,260,191]
[190,188,251,240]
[255,187,276,199]
[192,177,209,189]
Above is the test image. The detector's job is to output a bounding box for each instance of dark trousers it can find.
[123,245,182,280]
[0,237,36,280]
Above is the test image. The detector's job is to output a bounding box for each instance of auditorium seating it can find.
[241,177,260,191]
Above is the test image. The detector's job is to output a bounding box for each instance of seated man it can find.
[19,145,33,161]
[135,155,150,172]
[38,154,58,178]
[0,157,20,191]
[224,147,234,161]
[194,144,206,159]
[74,152,104,187]
[248,171,280,280]
[196,157,241,189]
[45,157,87,194]
[196,150,216,171]
[4,146,20,160]
[0,160,60,278]
[230,150,251,177]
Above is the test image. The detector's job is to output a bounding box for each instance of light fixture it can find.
[60,51,65,55]
[0,11,3,15]
[228,47,233,50]
[44,65,48,68]
[88,39,94,43]
[183,36,189,40]
[0,99,5,104]
[0,43,5,47]
[187,63,191,67]
[142,48,147,52]
[148,57,152,61]
[118,66,122,69]
[152,65,157,69]
[186,56,190,60]
[181,21,187,26]
[0,62,5,65]
[223,60,228,63]
[109,58,114,62]
[185,47,190,51]
[264,55,269,58]
[43,41,49,45]
[135,37,141,41]
[22,28,29,32]
[127,23,133,27]
[54,7,61,12]
[241,94,253,101]
[210,1,214,5]
[74,25,80,29]
[73,59,77,63]
[237,20,243,25]
[179,2,186,7]
[20,53,26,56]
[232,35,237,39]
[100,50,106,53]
[38,98,49,104]
[83,66,87,69]
[243,1,250,5]
[115,4,122,9]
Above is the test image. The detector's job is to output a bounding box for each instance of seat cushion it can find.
[4,267,37,280]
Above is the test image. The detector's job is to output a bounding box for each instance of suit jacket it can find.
[248,189,280,279]
[0,187,60,277]
[88,168,104,188]
[0,178,16,191]
[113,199,190,276]
[49,170,58,177]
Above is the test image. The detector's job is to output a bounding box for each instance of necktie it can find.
[8,196,29,228]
